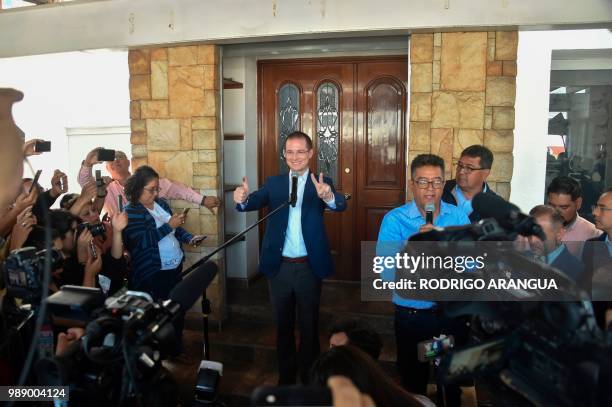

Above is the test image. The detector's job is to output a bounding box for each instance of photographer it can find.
[79,147,221,217]
[311,345,434,407]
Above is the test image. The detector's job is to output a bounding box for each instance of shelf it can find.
[224,133,244,141]
[223,78,243,89]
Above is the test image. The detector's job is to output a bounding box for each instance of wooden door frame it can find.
[257,55,408,189]
[256,55,409,279]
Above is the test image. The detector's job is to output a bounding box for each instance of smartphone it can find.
[190,235,207,245]
[89,240,98,260]
[251,386,332,406]
[29,170,42,194]
[34,140,51,153]
[182,208,191,216]
[97,148,116,162]
[118,195,123,212]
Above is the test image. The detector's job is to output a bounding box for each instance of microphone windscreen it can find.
[424,203,435,212]
[472,193,520,221]
[169,261,218,311]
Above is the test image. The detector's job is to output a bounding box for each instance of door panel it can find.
[258,57,407,280]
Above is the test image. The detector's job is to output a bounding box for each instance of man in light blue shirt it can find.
[377,154,469,405]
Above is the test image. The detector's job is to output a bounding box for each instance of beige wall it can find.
[128,45,224,318]
[409,32,517,200]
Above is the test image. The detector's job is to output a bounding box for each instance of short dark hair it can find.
[529,204,565,228]
[329,320,383,360]
[547,176,582,201]
[410,154,445,179]
[461,145,494,169]
[59,193,79,210]
[24,225,60,250]
[310,346,422,407]
[284,131,313,150]
[124,165,160,205]
[48,210,79,240]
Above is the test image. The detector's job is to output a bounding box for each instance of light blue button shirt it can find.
[376,200,470,308]
[239,170,337,258]
[282,170,336,258]
[453,184,487,218]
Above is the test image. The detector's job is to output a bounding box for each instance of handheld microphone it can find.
[472,193,546,241]
[290,175,298,207]
[425,203,435,224]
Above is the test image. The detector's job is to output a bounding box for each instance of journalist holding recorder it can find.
[122,165,206,301]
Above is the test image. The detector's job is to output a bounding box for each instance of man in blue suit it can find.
[234,131,347,384]
[528,205,585,283]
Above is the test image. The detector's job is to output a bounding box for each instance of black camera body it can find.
[4,247,63,301]
[77,222,106,238]
[43,287,183,406]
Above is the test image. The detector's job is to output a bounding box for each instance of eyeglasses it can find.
[414,178,444,189]
[592,205,612,212]
[143,187,161,194]
[283,149,310,158]
[455,161,486,174]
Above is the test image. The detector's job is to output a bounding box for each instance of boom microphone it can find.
[169,261,218,311]
[290,175,298,207]
[472,193,546,241]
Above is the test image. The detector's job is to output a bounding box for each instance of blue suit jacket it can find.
[236,172,347,279]
[550,246,585,283]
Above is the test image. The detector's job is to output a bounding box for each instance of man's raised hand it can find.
[233,176,250,204]
[310,172,333,202]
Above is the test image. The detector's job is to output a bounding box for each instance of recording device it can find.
[407,193,612,406]
[290,175,298,207]
[251,386,332,406]
[472,193,546,241]
[417,334,454,362]
[89,240,97,260]
[96,148,116,162]
[425,203,435,224]
[34,140,51,153]
[95,170,106,198]
[117,195,123,212]
[4,247,64,302]
[29,169,42,194]
[182,207,190,216]
[191,235,207,245]
[77,222,106,239]
[40,261,220,406]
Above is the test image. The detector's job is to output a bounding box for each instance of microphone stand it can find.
[181,198,293,279]
[181,196,294,362]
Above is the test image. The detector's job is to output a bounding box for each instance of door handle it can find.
[344,167,351,174]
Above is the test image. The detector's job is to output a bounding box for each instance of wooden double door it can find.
[258,56,407,280]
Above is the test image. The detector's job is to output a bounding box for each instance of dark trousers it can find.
[269,261,322,385]
[395,305,464,407]
[133,265,184,354]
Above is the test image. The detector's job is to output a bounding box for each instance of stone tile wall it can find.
[410,31,517,199]
[128,45,224,320]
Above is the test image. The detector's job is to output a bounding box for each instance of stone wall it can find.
[128,45,224,319]
[409,31,517,199]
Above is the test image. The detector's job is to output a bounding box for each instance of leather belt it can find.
[282,256,308,263]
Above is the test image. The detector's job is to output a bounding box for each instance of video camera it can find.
[411,193,612,406]
[38,261,221,406]
[4,246,63,302]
